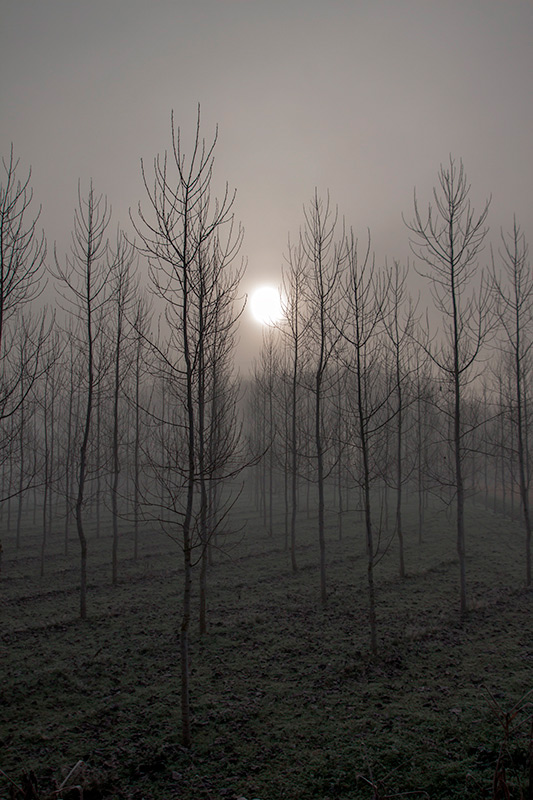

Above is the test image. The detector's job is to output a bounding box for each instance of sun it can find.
[250,285,283,326]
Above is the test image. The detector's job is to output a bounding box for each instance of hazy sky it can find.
[1,0,532,366]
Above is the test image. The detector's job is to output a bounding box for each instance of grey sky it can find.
[1,0,532,365]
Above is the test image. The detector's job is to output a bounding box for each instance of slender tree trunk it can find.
[76,360,91,620]
[452,282,468,620]
[417,376,425,545]
[95,383,101,539]
[199,494,208,634]
[337,376,344,541]
[500,383,507,516]
[181,269,195,748]
[133,334,141,562]
[510,409,517,520]
[48,378,55,542]
[357,354,378,654]
[111,299,123,587]
[32,412,38,526]
[64,357,74,556]
[198,298,208,636]
[16,375,25,550]
[180,533,192,748]
[395,355,405,578]
[516,341,532,585]
[283,443,289,552]
[207,364,219,569]
[268,375,274,537]
[6,417,14,532]
[316,369,327,605]
[290,336,299,573]
[40,376,49,578]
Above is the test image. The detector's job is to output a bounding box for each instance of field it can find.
[1,490,533,799]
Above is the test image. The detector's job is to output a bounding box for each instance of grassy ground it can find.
[1,490,532,799]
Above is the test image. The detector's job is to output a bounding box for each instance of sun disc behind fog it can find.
[250,286,283,326]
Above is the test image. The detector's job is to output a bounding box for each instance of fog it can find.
[1,0,532,366]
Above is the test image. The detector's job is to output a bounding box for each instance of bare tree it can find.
[412,341,434,543]
[383,259,418,578]
[59,330,81,557]
[341,231,388,654]
[131,108,245,748]
[195,236,245,634]
[247,368,267,516]
[280,240,311,571]
[404,156,491,618]
[2,315,48,553]
[490,219,533,585]
[130,293,152,561]
[109,232,137,586]
[14,335,29,551]
[0,148,48,569]
[254,329,280,537]
[36,329,63,577]
[54,181,113,619]
[300,191,345,605]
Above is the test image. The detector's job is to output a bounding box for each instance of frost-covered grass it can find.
[1,490,532,798]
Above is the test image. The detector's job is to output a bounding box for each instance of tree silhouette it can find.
[405,157,491,618]
[131,108,245,747]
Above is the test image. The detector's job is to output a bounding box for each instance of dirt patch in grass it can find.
[1,497,532,798]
